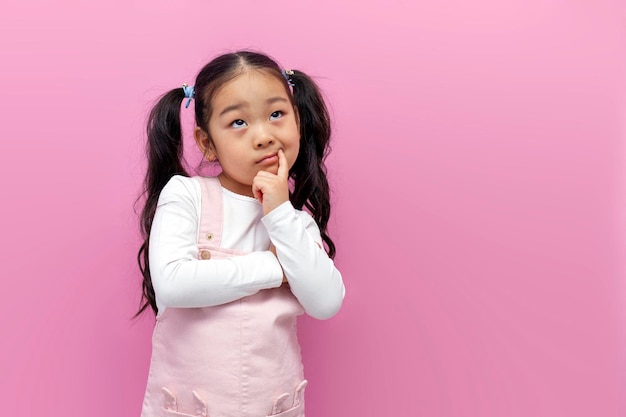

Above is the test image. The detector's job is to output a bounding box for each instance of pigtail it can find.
[288,70,336,259]
[136,88,190,316]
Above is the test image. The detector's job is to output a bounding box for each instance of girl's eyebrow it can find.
[219,97,289,117]
[219,103,247,117]
[266,97,289,105]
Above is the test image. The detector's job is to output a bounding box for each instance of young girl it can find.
[136,50,345,417]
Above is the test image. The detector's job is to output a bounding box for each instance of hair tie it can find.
[182,84,195,108]
[281,70,295,87]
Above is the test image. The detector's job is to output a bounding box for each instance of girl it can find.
[136,50,345,417]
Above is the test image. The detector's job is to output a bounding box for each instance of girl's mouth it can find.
[257,153,278,164]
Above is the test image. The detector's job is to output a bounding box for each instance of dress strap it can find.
[196,176,223,247]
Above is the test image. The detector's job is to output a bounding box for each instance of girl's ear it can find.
[194,127,217,161]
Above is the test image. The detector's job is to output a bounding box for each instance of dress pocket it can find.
[266,380,307,417]
[266,401,303,417]
[162,409,203,417]
[161,387,208,417]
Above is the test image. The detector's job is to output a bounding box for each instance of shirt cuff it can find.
[261,201,295,229]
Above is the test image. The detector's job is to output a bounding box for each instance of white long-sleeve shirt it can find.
[149,175,345,320]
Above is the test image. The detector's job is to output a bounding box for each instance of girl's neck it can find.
[217,173,255,198]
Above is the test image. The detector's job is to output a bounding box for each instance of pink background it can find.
[1,1,624,416]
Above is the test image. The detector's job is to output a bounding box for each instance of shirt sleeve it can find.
[149,176,284,312]
[262,201,346,320]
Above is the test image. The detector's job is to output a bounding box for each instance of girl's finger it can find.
[251,181,264,202]
[277,149,289,179]
[255,170,273,178]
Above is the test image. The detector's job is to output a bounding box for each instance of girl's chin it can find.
[258,165,279,175]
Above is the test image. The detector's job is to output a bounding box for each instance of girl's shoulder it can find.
[158,175,209,207]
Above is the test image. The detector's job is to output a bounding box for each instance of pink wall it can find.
[0,1,624,416]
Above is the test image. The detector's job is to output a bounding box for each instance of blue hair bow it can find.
[281,70,295,87]
[182,84,195,108]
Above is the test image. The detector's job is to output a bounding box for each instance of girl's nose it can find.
[256,138,274,148]
[253,127,275,148]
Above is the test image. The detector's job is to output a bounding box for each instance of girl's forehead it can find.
[213,69,287,102]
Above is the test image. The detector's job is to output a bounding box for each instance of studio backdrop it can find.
[0,1,624,416]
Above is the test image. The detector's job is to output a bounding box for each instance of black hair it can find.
[136,50,335,316]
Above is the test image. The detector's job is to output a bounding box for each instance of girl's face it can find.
[196,70,300,197]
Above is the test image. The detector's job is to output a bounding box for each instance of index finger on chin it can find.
[277,149,289,179]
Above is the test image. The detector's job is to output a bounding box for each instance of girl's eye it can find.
[230,119,247,128]
[269,111,283,121]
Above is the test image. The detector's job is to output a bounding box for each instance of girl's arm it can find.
[262,201,345,320]
[149,177,283,312]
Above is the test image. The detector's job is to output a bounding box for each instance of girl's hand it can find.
[252,149,290,215]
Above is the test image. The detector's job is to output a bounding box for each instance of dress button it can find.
[206,233,214,240]
[200,250,211,260]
